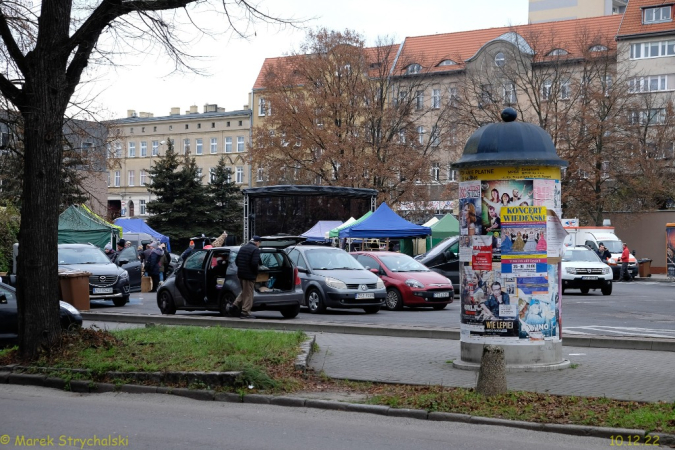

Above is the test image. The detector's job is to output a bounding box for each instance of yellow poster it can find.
[459,166,560,181]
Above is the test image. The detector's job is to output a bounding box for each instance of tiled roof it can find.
[397,15,622,75]
[617,0,675,38]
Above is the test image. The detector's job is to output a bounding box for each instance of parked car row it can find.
[156,236,456,318]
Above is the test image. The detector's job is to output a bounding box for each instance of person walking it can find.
[146,242,163,292]
[181,241,195,261]
[230,236,261,319]
[619,242,631,281]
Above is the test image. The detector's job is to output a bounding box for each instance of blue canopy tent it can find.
[338,203,432,239]
[114,218,171,252]
[301,220,343,243]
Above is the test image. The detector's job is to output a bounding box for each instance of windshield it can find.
[562,249,602,263]
[602,240,623,253]
[58,247,111,265]
[419,236,458,259]
[305,249,364,270]
[379,254,430,272]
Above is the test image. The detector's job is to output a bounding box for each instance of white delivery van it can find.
[562,226,637,280]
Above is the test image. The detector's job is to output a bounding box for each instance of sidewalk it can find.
[633,272,673,282]
[309,333,675,403]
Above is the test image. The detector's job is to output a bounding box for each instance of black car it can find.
[415,236,460,288]
[0,282,82,347]
[114,245,143,291]
[157,236,305,318]
[58,244,131,306]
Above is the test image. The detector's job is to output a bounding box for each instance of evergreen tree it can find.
[207,156,243,241]
[146,139,211,239]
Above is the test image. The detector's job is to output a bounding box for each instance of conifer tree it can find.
[207,156,243,241]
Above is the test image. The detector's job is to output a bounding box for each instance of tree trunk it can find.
[17,46,69,358]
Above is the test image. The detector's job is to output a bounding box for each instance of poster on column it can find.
[472,235,492,270]
[533,179,562,218]
[516,276,557,341]
[459,180,482,236]
[500,206,548,277]
[480,179,534,234]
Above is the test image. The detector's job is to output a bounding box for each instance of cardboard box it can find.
[256,272,269,283]
[141,276,153,293]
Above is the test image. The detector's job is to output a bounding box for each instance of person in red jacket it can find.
[619,243,631,281]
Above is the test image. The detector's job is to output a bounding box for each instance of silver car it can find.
[285,246,386,314]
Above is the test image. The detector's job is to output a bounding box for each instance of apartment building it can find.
[107,105,251,219]
[529,0,628,23]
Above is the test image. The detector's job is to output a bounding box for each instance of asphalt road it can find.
[88,280,675,338]
[0,384,614,450]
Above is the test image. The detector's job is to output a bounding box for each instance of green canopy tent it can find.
[58,205,121,249]
[328,211,372,238]
[426,214,460,249]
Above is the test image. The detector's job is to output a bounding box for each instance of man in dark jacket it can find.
[597,243,611,262]
[146,242,163,292]
[181,240,195,261]
[230,236,261,319]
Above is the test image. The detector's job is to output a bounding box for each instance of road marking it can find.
[565,326,675,338]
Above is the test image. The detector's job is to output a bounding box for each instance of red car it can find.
[351,251,454,311]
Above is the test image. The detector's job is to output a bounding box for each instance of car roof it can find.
[293,245,345,252]
[352,251,402,256]
[58,243,98,248]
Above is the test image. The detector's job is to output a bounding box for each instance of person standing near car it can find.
[104,243,116,262]
[230,236,261,319]
[619,243,631,281]
[597,243,611,263]
[111,239,126,264]
[146,242,163,292]
[181,240,195,262]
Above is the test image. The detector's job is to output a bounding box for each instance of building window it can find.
[257,167,264,182]
[238,120,242,126]
[225,137,232,153]
[398,128,406,144]
[406,63,421,75]
[128,142,135,157]
[431,89,441,109]
[494,51,505,67]
[629,75,668,93]
[153,126,157,132]
[547,48,568,56]
[559,80,571,100]
[226,121,230,127]
[128,170,135,186]
[114,171,120,187]
[208,168,216,183]
[197,123,201,129]
[430,126,441,147]
[140,141,147,157]
[185,124,189,130]
[416,91,424,110]
[140,199,146,215]
[183,138,190,154]
[480,84,494,104]
[438,59,457,66]
[630,40,675,59]
[644,6,671,24]
[141,127,145,133]
[589,44,608,52]
[195,138,203,155]
[629,108,666,125]
[210,138,217,153]
[237,136,245,152]
[602,75,613,95]
[140,170,146,186]
[152,140,158,156]
[431,163,440,181]
[236,166,244,184]
[417,126,425,145]
[447,165,457,181]
[448,86,458,106]
[115,142,122,158]
[196,168,202,182]
[211,122,215,128]
[169,125,173,131]
[503,82,516,103]
[130,127,134,133]
[258,97,269,116]
[542,79,552,100]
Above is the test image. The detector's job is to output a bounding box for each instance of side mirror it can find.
[297,267,309,274]
[369,268,379,274]
[0,293,6,304]
[118,259,129,265]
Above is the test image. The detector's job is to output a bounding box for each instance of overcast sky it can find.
[83,0,529,120]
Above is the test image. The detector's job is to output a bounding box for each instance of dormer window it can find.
[643,6,671,24]
[494,52,505,67]
[547,48,569,56]
[589,45,608,52]
[406,64,422,75]
[438,59,457,66]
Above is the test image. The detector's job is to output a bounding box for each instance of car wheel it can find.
[113,295,129,307]
[580,287,590,294]
[363,306,380,314]
[385,288,403,311]
[218,291,235,317]
[280,304,300,319]
[306,288,326,314]
[432,304,447,310]
[601,283,612,296]
[158,290,176,315]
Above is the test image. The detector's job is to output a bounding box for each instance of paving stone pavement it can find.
[310,333,675,402]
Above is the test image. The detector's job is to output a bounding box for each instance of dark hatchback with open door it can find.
[156,236,305,318]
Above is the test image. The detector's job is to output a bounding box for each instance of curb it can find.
[3,372,673,446]
[80,312,675,352]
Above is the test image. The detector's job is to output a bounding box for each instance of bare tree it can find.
[0,0,296,358]
[251,28,461,209]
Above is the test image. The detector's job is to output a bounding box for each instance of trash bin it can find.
[58,270,91,311]
[638,259,652,278]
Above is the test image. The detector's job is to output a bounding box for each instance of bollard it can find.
[476,345,507,396]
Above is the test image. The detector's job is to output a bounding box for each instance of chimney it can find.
[243,104,249,110]
[204,104,218,113]
[189,105,198,114]
[170,107,180,115]
[139,112,154,118]
[127,109,137,118]
[217,107,226,112]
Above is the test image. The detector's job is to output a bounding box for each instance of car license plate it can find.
[433,292,450,298]
[581,276,598,280]
[93,287,113,294]
[356,293,375,299]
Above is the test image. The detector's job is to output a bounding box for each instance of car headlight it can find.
[376,279,385,289]
[59,301,80,315]
[119,270,129,280]
[603,267,610,275]
[405,279,425,288]
[325,277,347,289]
[565,267,576,274]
